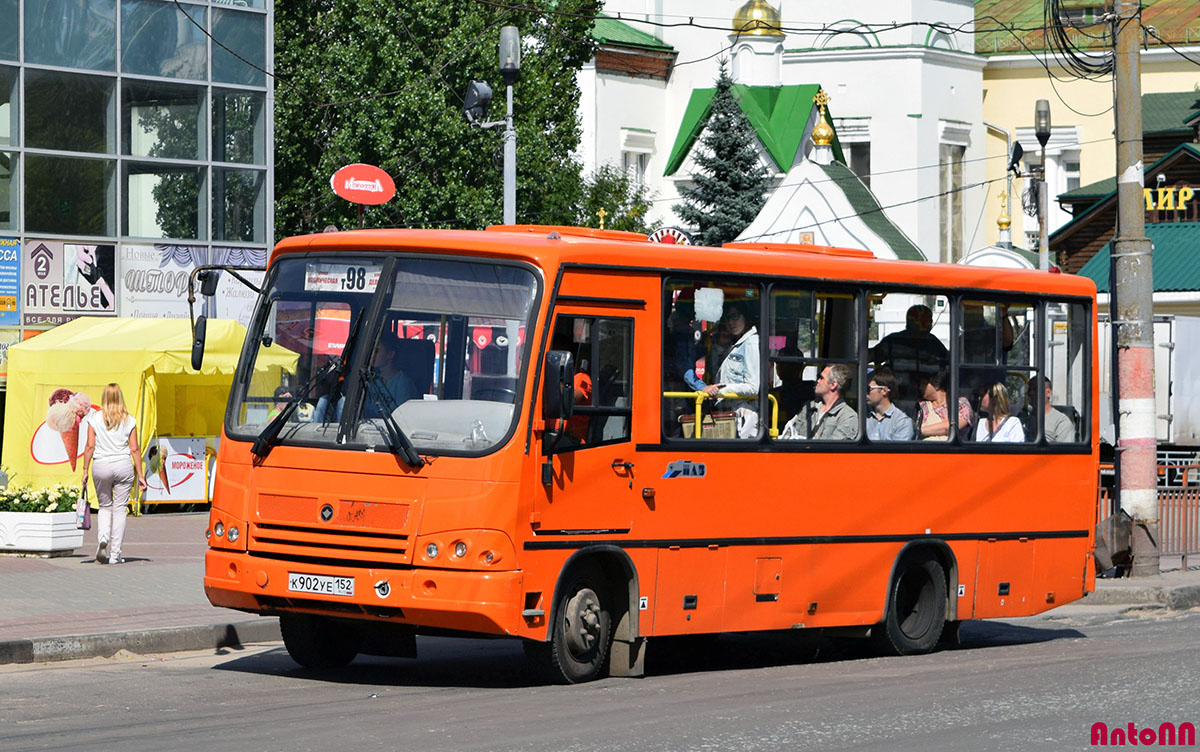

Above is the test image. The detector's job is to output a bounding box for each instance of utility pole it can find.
[1113,0,1158,576]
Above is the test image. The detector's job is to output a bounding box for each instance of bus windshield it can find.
[227,254,539,455]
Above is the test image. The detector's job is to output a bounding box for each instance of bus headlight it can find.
[214,521,225,537]
[426,543,439,559]
[453,541,468,558]
[227,526,240,543]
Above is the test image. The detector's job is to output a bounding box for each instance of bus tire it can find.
[543,563,613,684]
[280,614,359,669]
[872,553,946,657]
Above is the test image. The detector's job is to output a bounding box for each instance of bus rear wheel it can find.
[872,553,946,657]
[280,614,359,669]
[538,564,613,684]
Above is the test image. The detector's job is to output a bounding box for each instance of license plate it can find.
[288,572,354,597]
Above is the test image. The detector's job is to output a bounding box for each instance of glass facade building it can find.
[0,0,272,389]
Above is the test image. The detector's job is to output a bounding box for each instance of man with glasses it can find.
[865,367,914,441]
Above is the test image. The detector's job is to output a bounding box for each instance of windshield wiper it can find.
[362,367,425,468]
[251,358,339,460]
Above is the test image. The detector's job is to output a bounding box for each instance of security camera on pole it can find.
[462,26,521,225]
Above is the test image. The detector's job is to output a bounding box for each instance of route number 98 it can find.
[342,266,368,291]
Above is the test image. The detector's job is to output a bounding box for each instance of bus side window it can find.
[867,292,949,423]
[771,286,859,441]
[1046,301,1089,444]
[551,314,633,451]
[663,279,763,440]
[959,300,1036,444]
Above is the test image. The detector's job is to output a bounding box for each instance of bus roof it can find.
[273,225,1097,299]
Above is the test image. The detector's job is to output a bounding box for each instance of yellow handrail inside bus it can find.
[662,391,779,438]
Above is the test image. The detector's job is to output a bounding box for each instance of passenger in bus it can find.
[975,382,1025,443]
[551,328,592,444]
[865,368,914,441]
[701,300,760,438]
[365,335,418,417]
[780,364,858,440]
[773,343,814,421]
[665,302,705,392]
[869,304,948,413]
[267,386,292,421]
[1042,378,1076,443]
[916,369,972,441]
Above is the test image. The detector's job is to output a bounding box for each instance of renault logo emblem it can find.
[319,504,334,522]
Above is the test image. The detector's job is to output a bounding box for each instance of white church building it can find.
[578,0,1005,266]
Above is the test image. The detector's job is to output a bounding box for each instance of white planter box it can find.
[0,511,84,557]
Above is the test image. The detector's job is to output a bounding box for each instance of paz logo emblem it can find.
[320,504,334,522]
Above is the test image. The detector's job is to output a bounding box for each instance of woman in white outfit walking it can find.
[80,383,147,564]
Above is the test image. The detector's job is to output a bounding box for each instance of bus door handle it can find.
[611,459,634,475]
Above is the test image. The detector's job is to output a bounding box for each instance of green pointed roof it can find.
[590,16,675,53]
[665,84,844,176]
[1078,222,1200,293]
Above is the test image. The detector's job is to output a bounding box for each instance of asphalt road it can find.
[4,605,1198,752]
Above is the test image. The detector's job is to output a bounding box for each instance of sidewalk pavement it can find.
[1,512,1198,665]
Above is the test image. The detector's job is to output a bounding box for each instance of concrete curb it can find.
[1083,584,1200,609]
[0,618,281,665]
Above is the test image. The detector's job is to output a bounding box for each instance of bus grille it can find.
[248,522,412,567]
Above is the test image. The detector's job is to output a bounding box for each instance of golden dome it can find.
[733,0,784,37]
[811,89,834,147]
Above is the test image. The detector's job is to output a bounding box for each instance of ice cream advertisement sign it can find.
[143,437,206,502]
[32,389,94,469]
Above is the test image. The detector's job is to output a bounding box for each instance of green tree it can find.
[274,0,600,238]
[576,163,659,234]
[673,61,771,247]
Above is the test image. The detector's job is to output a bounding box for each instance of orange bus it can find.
[200,225,1097,683]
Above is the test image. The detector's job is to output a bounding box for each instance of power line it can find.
[736,176,1009,243]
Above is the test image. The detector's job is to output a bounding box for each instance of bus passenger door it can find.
[533,311,640,533]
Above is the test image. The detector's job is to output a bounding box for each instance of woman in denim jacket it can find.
[702,300,760,438]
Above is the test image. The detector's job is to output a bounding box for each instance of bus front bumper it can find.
[204,549,525,636]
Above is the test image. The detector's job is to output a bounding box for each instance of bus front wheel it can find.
[872,553,946,657]
[537,564,613,684]
[280,614,359,669]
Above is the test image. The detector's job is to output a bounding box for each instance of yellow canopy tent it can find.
[2,317,296,495]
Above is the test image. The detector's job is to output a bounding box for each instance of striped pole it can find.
[1113,0,1159,576]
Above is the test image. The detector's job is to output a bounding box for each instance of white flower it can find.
[45,502,57,512]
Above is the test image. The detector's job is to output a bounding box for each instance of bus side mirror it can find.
[198,269,221,297]
[191,315,207,371]
[542,350,574,451]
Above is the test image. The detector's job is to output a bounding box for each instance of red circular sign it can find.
[330,163,396,205]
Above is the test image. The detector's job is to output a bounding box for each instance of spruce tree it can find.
[673,61,771,247]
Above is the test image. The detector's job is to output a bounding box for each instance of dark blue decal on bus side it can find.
[662,460,707,478]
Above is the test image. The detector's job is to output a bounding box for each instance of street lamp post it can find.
[1035,99,1051,271]
[461,27,521,225]
[499,26,520,226]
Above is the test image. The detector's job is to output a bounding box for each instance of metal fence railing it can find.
[1096,461,1200,571]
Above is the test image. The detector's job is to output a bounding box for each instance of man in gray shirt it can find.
[781,363,859,440]
[1043,379,1076,443]
[865,367,914,441]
